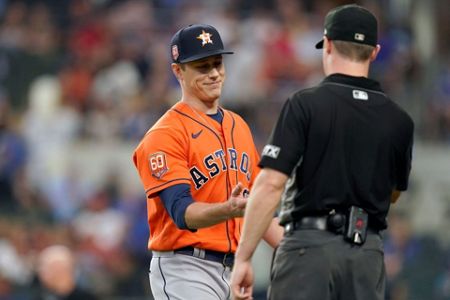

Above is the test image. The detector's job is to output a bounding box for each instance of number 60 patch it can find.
[148,152,169,179]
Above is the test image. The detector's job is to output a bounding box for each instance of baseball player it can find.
[132,24,283,300]
[231,4,414,300]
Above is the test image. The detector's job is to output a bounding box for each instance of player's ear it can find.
[171,63,183,81]
[370,44,381,62]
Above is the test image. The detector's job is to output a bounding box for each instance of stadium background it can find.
[0,0,449,299]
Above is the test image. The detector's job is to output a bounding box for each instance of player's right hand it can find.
[229,182,247,218]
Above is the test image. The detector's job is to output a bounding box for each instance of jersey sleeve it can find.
[133,128,192,198]
[259,95,309,175]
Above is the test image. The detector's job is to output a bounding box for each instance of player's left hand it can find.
[230,258,254,300]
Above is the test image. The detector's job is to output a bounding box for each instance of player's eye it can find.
[195,64,209,71]
[195,64,209,70]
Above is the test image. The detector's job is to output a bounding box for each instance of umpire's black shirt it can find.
[259,73,414,230]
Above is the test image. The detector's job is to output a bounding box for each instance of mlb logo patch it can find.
[354,33,365,42]
[352,90,369,100]
[149,152,169,179]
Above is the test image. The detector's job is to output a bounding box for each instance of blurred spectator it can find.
[0,90,27,214]
[435,250,450,300]
[71,189,127,254]
[34,245,98,300]
[384,211,444,300]
[0,219,35,299]
[0,1,27,50]
[22,75,82,221]
[1,2,62,112]
[426,61,450,142]
[59,59,93,113]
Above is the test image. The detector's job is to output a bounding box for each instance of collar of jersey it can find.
[322,73,383,92]
[173,101,228,130]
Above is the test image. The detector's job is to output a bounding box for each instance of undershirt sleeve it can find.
[159,183,196,231]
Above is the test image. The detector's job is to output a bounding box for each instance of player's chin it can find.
[204,89,222,100]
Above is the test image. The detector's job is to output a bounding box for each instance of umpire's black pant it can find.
[268,229,385,300]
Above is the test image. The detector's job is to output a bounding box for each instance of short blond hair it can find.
[333,40,375,62]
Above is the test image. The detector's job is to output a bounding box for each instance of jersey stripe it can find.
[158,257,170,300]
[229,114,238,185]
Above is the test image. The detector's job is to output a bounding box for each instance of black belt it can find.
[284,216,330,232]
[174,247,234,267]
[284,216,379,234]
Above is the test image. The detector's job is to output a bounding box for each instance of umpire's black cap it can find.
[170,24,233,63]
[315,4,378,49]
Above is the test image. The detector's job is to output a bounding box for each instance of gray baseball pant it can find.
[150,250,232,300]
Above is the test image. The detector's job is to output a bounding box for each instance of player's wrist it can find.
[228,199,244,218]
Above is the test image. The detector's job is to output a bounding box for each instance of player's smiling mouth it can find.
[205,82,221,87]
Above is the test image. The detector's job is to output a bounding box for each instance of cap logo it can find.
[171,45,179,61]
[196,30,213,47]
[354,33,365,41]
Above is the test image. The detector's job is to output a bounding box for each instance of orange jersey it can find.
[133,101,260,253]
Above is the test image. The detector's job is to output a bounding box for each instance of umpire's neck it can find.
[322,37,381,78]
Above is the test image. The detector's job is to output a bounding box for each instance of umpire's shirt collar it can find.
[322,73,383,92]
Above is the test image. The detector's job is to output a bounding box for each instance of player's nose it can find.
[208,67,220,78]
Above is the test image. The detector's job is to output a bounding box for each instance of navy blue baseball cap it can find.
[315,4,378,49]
[170,24,233,63]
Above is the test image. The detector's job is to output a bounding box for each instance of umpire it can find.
[231,4,414,300]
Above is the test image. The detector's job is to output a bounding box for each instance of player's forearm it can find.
[236,172,285,260]
[184,201,239,229]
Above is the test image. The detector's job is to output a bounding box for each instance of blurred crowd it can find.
[0,0,449,299]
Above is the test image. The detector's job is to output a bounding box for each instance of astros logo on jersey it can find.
[189,148,252,189]
[197,30,213,46]
[148,147,252,189]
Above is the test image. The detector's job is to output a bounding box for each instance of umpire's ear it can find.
[171,63,184,82]
[370,44,381,62]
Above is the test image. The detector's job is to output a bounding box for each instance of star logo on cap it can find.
[196,30,213,47]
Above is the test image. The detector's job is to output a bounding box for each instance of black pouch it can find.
[327,210,346,234]
[344,206,368,245]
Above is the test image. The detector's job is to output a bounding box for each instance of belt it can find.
[174,247,234,267]
[284,216,330,233]
[284,216,379,234]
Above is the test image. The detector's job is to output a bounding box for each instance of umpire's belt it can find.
[174,247,234,267]
[284,216,330,233]
[284,215,379,234]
